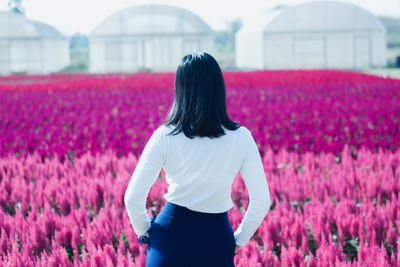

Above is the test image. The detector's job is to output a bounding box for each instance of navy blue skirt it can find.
[146,201,236,267]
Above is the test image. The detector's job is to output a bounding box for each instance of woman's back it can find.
[159,124,248,212]
[126,123,271,247]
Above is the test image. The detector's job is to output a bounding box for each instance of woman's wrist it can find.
[137,217,156,245]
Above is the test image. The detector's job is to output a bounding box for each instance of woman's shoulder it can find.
[155,124,174,136]
[230,124,250,136]
[157,123,173,130]
[237,125,249,133]
[221,124,250,142]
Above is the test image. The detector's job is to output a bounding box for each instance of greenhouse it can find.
[0,11,70,75]
[89,4,215,73]
[235,1,387,70]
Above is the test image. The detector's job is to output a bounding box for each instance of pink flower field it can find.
[0,70,399,266]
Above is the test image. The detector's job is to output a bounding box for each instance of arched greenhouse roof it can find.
[90,4,213,37]
[239,1,386,34]
[0,10,66,39]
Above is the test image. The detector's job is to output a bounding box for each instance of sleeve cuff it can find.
[233,232,248,247]
[136,216,152,236]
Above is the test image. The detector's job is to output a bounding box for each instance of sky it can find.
[1,0,399,36]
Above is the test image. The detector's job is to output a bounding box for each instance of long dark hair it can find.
[163,52,241,139]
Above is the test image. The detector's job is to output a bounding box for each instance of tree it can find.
[225,18,243,51]
[8,0,25,15]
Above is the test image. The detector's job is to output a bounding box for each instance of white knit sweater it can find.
[124,124,271,247]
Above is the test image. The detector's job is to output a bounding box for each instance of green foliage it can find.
[378,16,400,48]
[307,223,317,257]
[343,236,359,262]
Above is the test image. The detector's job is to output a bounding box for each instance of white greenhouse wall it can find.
[89,35,215,73]
[0,11,70,75]
[0,40,9,74]
[89,39,106,73]
[235,1,387,70]
[235,32,264,69]
[42,39,70,73]
[258,32,386,69]
[89,4,215,73]
[4,39,44,74]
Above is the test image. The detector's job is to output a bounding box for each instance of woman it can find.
[124,52,271,267]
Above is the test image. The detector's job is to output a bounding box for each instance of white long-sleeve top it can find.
[124,123,271,247]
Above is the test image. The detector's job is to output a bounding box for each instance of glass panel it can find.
[10,41,27,73]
